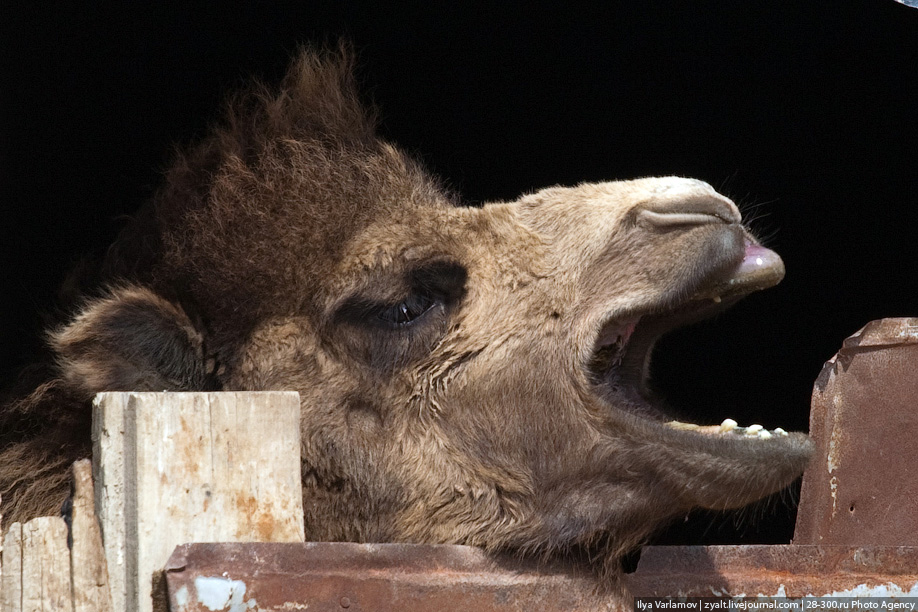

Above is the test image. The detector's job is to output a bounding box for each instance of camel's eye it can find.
[334,260,466,356]
[377,293,436,327]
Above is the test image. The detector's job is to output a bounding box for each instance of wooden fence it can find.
[0,391,304,612]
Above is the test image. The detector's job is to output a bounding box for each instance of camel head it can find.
[2,49,812,581]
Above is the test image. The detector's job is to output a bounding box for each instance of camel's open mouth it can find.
[589,238,788,439]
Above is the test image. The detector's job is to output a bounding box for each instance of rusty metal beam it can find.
[164,542,612,611]
[631,545,918,598]
[163,542,918,610]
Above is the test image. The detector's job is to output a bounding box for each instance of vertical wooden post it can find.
[1,522,22,612]
[1,517,75,612]
[71,459,111,612]
[92,391,304,612]
[21,518,71,611]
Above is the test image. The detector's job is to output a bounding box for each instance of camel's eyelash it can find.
[375,293,437,328]
[335,260,467,331]
[335,289,440,331]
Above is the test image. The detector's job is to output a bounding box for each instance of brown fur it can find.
[0,46,811,586]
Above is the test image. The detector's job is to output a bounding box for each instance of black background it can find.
[2,1,917,544]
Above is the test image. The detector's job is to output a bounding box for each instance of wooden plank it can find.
[71,459,111,612]
[93,391,304,612]
[1,522,23,612]
[20,517,71,612]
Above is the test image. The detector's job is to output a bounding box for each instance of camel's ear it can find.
[51,286,214,396]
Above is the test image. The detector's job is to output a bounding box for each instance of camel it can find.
[0,47,812,586]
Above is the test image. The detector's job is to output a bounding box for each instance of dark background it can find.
[2,1,917,544]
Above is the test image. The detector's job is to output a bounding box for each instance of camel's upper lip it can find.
[594,239,784,359]
[692,241,785,301]
[589,239,791,438]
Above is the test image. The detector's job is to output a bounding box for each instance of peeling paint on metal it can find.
[811,582,918,598]
[829,475,839,520]
[753,583,918,599]
[827,424,840,474]
[194,576,257,611]
[668,583,918,602]
[175,585,190,607]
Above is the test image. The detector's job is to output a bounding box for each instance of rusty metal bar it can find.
[631,545,918,598]
[163,542,918,610]
[164,542,611,611]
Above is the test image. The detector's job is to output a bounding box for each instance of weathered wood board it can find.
[71,458,112,612]
[1,517,71,612]
[92,391,304,612]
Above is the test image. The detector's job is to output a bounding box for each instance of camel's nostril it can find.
[637,182,742,227]
[638,209,731,228]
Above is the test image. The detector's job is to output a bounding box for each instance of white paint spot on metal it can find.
[174,585,190,608]
[809,581,918,598]
[827,423,841,474]
[829,475,839,520]
[194,576,257,611]
[712,581,918,600]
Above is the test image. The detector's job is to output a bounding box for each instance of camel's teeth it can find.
[667,419,788,440]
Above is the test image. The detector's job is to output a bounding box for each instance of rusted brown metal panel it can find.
[630,545,918,598]
[164,543,918,610]
[795,318,918,545]
[164,542,615,611]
